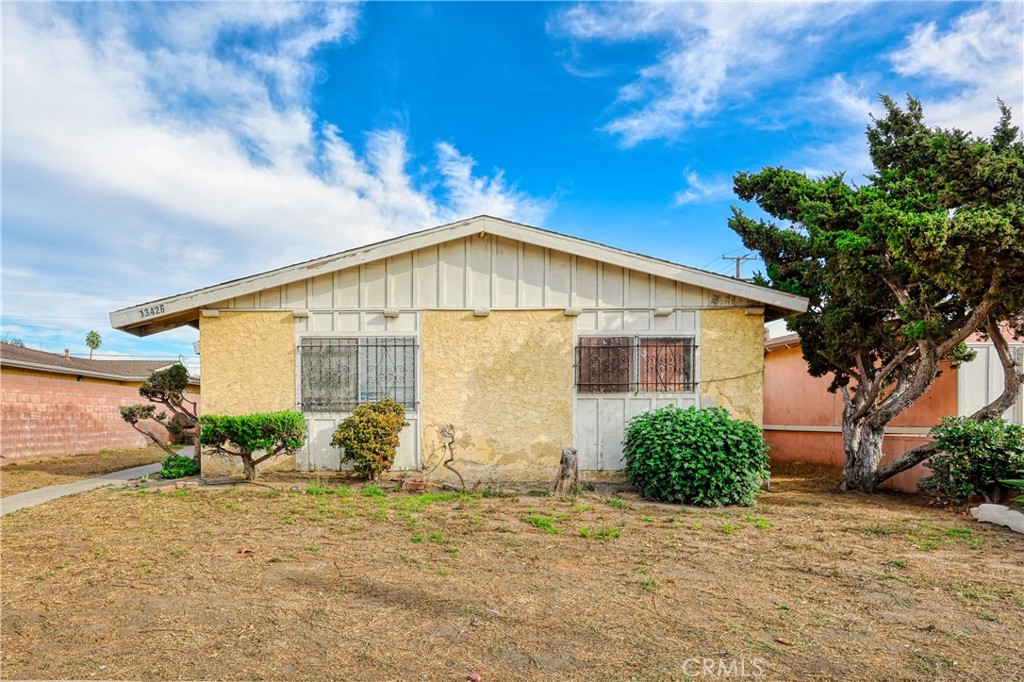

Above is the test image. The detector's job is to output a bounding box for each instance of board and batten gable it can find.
[207,233,750,330]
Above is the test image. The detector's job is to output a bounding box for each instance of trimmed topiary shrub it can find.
[159,452,199,479]
[919,416,1024,505]
[200,411,307,480]
[331,399,409,480]
[623,406,770,506]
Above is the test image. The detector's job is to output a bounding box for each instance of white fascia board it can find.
[109,215,808,334]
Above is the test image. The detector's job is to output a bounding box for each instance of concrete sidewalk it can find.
[0,446,193,516]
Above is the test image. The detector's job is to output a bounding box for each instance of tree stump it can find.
[552,447,579,497]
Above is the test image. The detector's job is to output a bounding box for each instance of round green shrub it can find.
[920,416,1024,505]
[623,406,770,506]
[159,452,199,479]
[331,399,409,480]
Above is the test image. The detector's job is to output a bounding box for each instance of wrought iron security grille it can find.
[299,336,417,413]
[576,336,695,393]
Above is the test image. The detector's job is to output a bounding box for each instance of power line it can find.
[721,253,756,279]
[701,247,744,270]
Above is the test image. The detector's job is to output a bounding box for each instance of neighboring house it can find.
[110,216,808,481]
[764,328,1024,492]
[0,343,200,460]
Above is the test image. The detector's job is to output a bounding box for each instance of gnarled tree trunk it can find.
[839,418,888,492]
[241,455,257,481]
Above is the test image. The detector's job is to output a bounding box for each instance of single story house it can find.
[764,326,1024,492]
[110,216,807,481]
[1,343,200,460]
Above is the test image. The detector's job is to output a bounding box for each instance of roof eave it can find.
[1,358,198,384]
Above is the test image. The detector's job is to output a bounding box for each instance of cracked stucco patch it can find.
[420,310,573,481]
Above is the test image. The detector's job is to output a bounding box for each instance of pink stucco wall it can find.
[763,345,958,492]
[0,373,195,461]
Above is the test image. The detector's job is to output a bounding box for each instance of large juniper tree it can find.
[730,96,1024,492]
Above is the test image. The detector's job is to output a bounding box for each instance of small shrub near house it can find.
[623,406,770,507]
[159,452,199,479]
[919,417,1024,505]
[200,411,307,481]
[331,399,409,480]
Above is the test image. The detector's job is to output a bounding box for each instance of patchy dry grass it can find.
[1,463,1022,681]
[0,447,167,497]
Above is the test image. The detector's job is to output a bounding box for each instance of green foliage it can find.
[201,411,306,455]
[729,96,1024,488]
[200,411,307,480]
[1000,480,1024,510]
[120,404,161,425]
[139,364,194,417]
[919,417,1024,505]
[85,330,101,358]
[623,406,770,507]
[331,399,409,480]
[159,453,199,479]
[121,364,198,454]
[521,513,564,533]
[577,525,622,540]
[361,484,387,497]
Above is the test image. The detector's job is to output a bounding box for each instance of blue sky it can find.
[2,1,1021,367]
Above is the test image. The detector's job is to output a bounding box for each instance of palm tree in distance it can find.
[85,330,102,359]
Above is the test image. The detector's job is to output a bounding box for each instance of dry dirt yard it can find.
[2,464,1022,682]
[0,446,167,497]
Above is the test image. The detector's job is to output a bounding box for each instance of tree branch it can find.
[936,289,998,357]
[874,319,1024,484]
[127,422,176,456]
[970,319,1024,420]
[873,438,939,484]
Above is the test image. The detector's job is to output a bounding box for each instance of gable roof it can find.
[0,343,198,384]
[110,215,809,337]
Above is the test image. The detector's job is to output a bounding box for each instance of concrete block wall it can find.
[0,373,196,460]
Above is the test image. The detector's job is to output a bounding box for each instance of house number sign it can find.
[139,304,166,319]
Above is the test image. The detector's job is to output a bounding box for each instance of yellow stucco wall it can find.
[420,310,574,482]
[199,311,297,477]
[699,309,764,426]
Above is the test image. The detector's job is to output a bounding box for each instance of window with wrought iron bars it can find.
[575,336,695,393]
[298,337,417,413]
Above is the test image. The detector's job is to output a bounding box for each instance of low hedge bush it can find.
[159,452,199,479]
[332,399,409,480]
[623,406,770,507]
[200,411,307,480]
[920,416,1024,505]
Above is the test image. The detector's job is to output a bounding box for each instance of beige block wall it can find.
[700,309,764,425]
[199,311,297,476]
[420,310,574,482]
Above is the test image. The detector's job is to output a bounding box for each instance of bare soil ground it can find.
[0,447,167,497]
[2,463,1022,682]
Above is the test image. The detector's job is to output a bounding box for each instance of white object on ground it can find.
[970,504,1024,534]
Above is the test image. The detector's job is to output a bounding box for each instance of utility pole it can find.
[722,253,756,279]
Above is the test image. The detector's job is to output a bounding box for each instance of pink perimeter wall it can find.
[764,345,958,492]
[1,374,193,461]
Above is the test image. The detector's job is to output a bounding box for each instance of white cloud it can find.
[889,3,1024,136]
[819,74,878,124]
[1,3,548,357]
[550,2,864,146]
[673,170,734,206]
[436,143,550,225]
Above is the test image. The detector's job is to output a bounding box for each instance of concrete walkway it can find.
[0,446,193,516]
